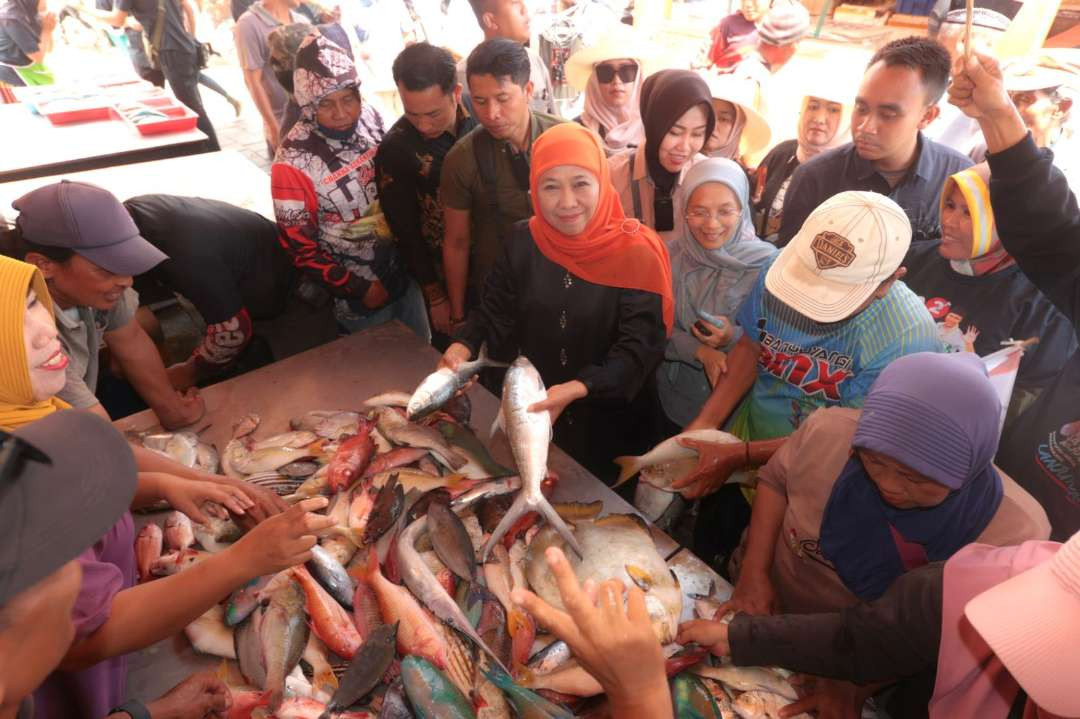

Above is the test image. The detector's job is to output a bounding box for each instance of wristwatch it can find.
[109,700,151,719]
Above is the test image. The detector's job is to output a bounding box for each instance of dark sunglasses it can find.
[595,62,638,84]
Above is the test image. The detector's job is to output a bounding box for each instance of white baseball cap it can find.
[766,191,911,322]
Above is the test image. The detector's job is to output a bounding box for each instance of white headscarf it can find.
[580,66,646,154]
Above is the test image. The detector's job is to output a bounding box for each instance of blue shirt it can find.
[729,259,944,440]
[777,133,973,247]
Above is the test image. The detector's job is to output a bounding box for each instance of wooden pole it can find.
[964,0,974,61]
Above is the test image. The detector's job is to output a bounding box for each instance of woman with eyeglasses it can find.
[565,27,652,155]
[609,69,716,242]
[657,158,776,433]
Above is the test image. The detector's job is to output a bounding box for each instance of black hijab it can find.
[639,70,715,232]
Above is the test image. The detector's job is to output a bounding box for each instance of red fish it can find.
[361,446,429,480]
[508,607,537,669]
[134,523,163,582]
[352,575,384,641]
[290,565,362,659]
[327,419,376,492]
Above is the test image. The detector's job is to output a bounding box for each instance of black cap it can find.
[0,411,136,605]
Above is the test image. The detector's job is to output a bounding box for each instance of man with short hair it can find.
[375,42,476,340]
[439,38,562,329]
[459,0,555,115]
[777,36,973,246]
[234,0,309,153]
[5,181,207,429]
[678,191,943,569]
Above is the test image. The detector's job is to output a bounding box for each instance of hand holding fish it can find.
[146,472,255,524]
[511,547,673,719]
[230,497,335,576]
[212,476,287,525]
[675,618,731,657]
[438,342,473,371]
[670,438,748,499]
[141,671,231,719]
[527,380,587,425]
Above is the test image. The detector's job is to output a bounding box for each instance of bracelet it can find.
[109,700,151,719]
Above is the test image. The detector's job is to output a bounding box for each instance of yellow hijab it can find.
[0,255,70,430]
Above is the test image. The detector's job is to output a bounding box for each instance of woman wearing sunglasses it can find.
[565,27,656,155]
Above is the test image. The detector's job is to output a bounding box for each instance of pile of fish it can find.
[133,355,813,718]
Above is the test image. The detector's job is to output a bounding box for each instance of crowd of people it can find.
[2,0,1080,717]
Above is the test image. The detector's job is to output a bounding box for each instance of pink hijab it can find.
[580,70,645,154]
[930,540,1066,719]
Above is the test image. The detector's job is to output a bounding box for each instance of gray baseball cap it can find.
[0,411,136,605]
[13,180,167,276]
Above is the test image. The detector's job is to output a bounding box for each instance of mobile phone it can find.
[694,320,713,337]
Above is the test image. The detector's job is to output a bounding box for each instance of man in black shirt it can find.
[89,0,220,150]
[778,36,971,246]
[375,42,476,343]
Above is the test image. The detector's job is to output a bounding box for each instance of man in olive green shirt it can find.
[439,37,562,327]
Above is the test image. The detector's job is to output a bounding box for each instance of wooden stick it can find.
[964,0,975,60]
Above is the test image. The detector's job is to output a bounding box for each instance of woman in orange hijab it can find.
[438,123,673,483]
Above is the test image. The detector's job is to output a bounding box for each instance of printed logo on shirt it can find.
[810,231,856,271]
[758,329,855,401]
[786,528,835,571]
[1036,418,1080,506]
[322,146,378,186]
[923,297,980,354]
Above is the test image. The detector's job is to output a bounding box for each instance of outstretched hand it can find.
[511,547,672,719]
[670,438,747,499]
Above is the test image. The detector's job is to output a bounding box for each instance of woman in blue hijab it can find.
[657,158,777,430]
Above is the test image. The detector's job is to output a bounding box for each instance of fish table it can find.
[115,321,731,704]
[0,150,274,221]
[0,102,208,183]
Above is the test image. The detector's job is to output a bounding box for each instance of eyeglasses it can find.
[686,207,741,222]
[0,430,51,485]
[595,62,638,84]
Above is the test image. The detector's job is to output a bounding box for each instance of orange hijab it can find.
[528,123,674,334]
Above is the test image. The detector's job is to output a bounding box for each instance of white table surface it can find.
[0,102,208,181]
[0,150,274,220]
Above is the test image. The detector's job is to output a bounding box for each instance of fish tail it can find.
[478,342,509,369]
[534,496,584,559]
[611,455,641,487]
[480,491,529,562]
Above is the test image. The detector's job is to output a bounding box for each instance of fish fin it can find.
[611,455,642,487]
[533,496,583,559]
[594,513,650,534]
[488,408,505,440]
[552,500,603,521]
[625,564,654,591]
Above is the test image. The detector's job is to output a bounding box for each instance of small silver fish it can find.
[406,343,506,421]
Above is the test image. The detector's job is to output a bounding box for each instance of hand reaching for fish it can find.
[147,473,255,525]
[670,438,748,499]
[716,569,777,617]
[212,475,287,524]
[230,497,335,577]
[511,547,673,719]
[437,342,473,372]
[527,380,587,426]
[675,618,731,657]
[140,671,231,719]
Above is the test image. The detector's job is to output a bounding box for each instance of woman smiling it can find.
[438,123,672,483]
[658,159,776,431]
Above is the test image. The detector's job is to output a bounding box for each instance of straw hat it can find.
[699,71,772,156]
[565,25,664,92]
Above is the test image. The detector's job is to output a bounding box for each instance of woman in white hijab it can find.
[751,86,851,242]
[566,26,659,154]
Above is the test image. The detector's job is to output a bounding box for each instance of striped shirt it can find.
[730,259,944,440]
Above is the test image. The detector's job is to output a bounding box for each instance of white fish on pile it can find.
[733,689,811,719]
[374,407,466,471]
[613,429,746,489]
[693,664,799,701]
[525,514,681,643]
[482,357,581,560]
[139,431,219,473]
[290,410,361,440]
